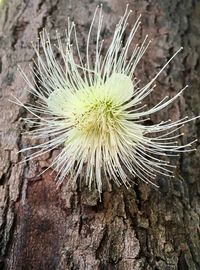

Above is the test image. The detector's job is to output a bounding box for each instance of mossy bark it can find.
[0,0,200,269]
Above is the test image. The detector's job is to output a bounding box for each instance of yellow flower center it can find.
[75,98,122,136]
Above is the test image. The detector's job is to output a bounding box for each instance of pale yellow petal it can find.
[105,73,133,103]
[47,89,71,116]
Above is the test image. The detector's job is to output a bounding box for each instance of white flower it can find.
[15,5,198,194]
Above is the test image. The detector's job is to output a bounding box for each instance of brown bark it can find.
[0,0,200,269]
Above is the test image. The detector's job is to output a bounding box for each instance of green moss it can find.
[109,245,120,264]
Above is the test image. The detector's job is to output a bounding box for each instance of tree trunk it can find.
[0,0,200,269]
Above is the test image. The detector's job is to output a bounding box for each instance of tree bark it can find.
[0,0,200,269]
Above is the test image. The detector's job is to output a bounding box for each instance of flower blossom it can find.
[15,5,198,194]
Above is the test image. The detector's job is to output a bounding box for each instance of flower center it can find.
[75,98,122,136]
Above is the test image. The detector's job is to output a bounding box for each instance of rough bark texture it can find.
[0,0,200,269]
